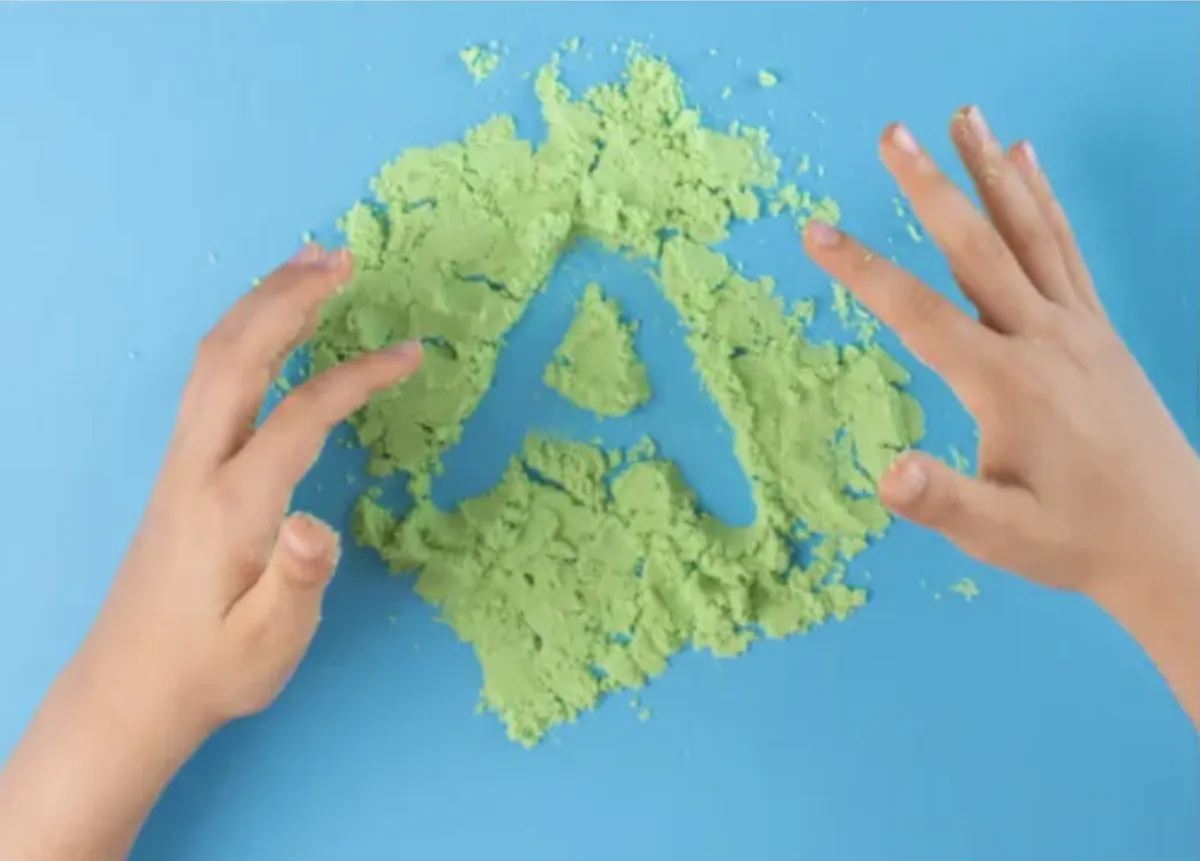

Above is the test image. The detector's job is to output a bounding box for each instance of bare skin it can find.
[803,108,1200,723]
[0,108,1197,860]
[0,244,424,860]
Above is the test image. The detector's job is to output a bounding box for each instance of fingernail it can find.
[385,339,423,362]
[290,243,323,264]
[963,105,991,143]
[316,248,351,269]
[1017,140,1038,171]
[284,513,336,561]
[883,456,927,507]
[889,123,920,156]
[805,220,842,248]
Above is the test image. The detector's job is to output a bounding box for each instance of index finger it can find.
[802,220,1003,391]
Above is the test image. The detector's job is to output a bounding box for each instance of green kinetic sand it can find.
[950,577,980,601]
[543,283,651,417]
[313,48,925,746]
[460,42,502,82]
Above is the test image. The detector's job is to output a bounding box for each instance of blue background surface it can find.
[1,3,1197,860]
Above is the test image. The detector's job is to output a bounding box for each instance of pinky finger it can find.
[1007,142,1105,317]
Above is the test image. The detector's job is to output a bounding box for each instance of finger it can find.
[1007,141,1106,317]
[879,122,1048,335]
[222,514,341,709]
[174,245,355,469]
[227,340,423,513]
[802,221,1002,390]
[949,106,1076,308]
[880,451,1040,570]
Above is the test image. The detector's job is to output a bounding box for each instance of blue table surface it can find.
[1,4,1197,860]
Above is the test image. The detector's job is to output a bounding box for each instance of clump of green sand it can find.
[543,282,651,418]
[313,48,924,747]
[459,42,502,83]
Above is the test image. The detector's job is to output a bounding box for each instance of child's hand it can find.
[0,245,422,860]
[97,244,422,732]
[803,107,1200,723]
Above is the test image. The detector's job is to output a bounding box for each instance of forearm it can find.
[0,643,209,860]
[1089,559,1200,728]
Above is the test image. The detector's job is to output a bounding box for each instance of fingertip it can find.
[282,512,338,561]
[879,452,929,510]
[878,123,898,154]
[306,249,355,295]
[290,242,325,265]
[1009,140,1038,173]
[287,246,353,279]
[381,339,424,376]
[948,104,973,135]
[281,513,341,585]
[273,247,355,301]
[880,122,920,159]
[803,219,843,251]
[384,338,423,361]
[318,247,354,272]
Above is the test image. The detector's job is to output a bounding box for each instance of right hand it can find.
[801,107,1200,725]
[802,106,1200,597]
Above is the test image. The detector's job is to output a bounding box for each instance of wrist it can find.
[69,629,218,768]
[1085,454,1200,606]
[1086,520,1199,594]
[0,639,214,860]
[1085,541,1200,725]
[1087,559,1199,632]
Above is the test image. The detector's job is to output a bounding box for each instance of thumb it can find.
[878,451,1037,567]
[268,512,342,591]
[229,513,341,654]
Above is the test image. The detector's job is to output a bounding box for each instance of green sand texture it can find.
[543,282,651,417]
[459,43,502,83]
[312,49,926,746]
